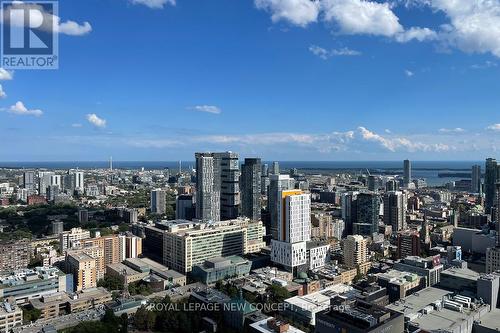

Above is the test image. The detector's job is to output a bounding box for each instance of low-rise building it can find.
[0,267,67,305]
[106,262,149,285]
[191,256,251,285]
[386,286,490,333]
[0,301,22,333]
[315,298,404,333]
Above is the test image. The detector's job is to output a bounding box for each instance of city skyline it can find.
[1,0,500,161]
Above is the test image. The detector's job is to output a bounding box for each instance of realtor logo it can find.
[1,0,59,69]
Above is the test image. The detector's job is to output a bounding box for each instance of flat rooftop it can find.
[441,267,480,281]
[387,287,487,332]
[474,308,500,330]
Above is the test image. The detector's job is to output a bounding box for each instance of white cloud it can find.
[256,0,500,58]
[255,0,321,27]
[0,68,13,80]
[86,113,107,128]
[130,0,176,9]
[309,45,361,59]
[322,0,403,37]
[487,124,500,132]
[405,69,414,77]
[190,105,222,114]
[71,123,83,128]
[56,21,92,36]
[0,85,6,99]
[1,2,91,36]
[331,47,362,56]
[357,126,450,152]
[7,101,43,116]
[439,127,465,133]
[422,0,500,57]
[471,61,497,69]
[395,27,438,42]
[309,45,330,59]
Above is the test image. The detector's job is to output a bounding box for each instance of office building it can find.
[343,235,368,269]
[268,174,295,239]
[150,189,166,215]
[191,256,251,285]
[341,191,358,235]
[241,158,262,221]
[485,158,498,213]
[403,159,411,187]
[175,194,194,220]
[0,267,67,305]
[0,240,30,274]
[393,256,443,286]
[383,191,406,233]
[471,164,481,193]
[354,192,379,236]
[271,190,311,274]
[154,218,265,273]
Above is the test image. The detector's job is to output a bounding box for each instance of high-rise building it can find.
[343,235,368,268]
[271,161,280,175]
[195,152,220,222]
[217,152,240,220]
[175,195,194,220]
[472,165,482,193]
[397,230,420,259]
[241,158,262,221]
[66,253,97,291]
[386,179,397,192]
[341,191,358,235]
[195,152,240,221]
[51,221,64,235]
[150,189,166,215]
[38,171,54,195]
[261,163,269,195]
[403,159,411,187]
[74,171,84,191]
[485,158,498,213]
[0,240,30,274]
[268,174,295,239]
[271,190,311,274]
[367,175,378,191]
[383,191,406,233]
[59,227,91,252]
[354,192,380,236]
[23,171,35,190]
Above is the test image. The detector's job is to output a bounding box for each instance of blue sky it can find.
[1,0,500,161]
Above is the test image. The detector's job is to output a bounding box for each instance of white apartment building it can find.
[271,190,311,273]
[60,227,91,252]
